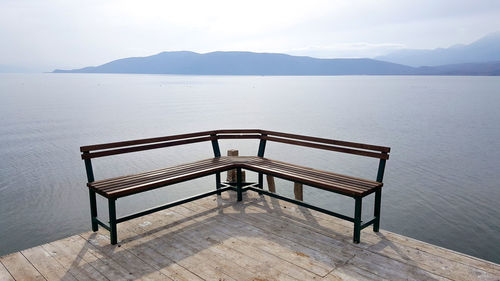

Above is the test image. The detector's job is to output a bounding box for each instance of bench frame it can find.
[81,129,389,245]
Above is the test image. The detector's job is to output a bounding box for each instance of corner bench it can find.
[80,129,390,245]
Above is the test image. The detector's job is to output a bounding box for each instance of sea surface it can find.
[1,74,499,263]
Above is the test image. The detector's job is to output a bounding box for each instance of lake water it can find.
[1,74,499,263]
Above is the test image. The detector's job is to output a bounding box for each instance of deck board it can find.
[2,191,499,281]
[0,259,16,281]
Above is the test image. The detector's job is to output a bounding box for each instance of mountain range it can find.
[54,51,418,75]
[53,32,500,76]
[376,31,500,67]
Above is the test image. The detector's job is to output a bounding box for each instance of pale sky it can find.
[1,0,500,71]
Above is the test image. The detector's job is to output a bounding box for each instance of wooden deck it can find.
[1,191,499,281]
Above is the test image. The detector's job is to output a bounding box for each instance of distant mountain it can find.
[53,51,416,75]
[416,61,500,76]
[53,50,500,76]
[376,32,500,67]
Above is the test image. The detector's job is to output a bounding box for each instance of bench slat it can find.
[262,136,389,159]
[252,158,380,187]
[82,136,213,159]
[80,130,217,152]
[261,130,390,153]
[90,157,235,189]
[88,156,381,199]
[88,158,235,198]
[97,163,231,193]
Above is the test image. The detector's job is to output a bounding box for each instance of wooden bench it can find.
[81,129,390,244]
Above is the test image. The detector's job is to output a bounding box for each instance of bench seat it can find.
[245,157,382,197]
[88,157,236,198]
[89,156,381,199]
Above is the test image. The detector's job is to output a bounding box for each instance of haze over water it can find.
[0,74,499,263]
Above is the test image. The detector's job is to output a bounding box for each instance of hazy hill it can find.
[53,50,500,76]
[416,61,500,75]
[376,32,500,67]
[53,51,416,75]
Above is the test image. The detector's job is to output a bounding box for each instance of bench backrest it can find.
[80,129,390,183]
[80,129,389,160]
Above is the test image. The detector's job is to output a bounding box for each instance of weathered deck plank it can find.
[242,192,500,280]
[21,246,78,281]
[0,260,15,281]
[0,252,46,281]
[185,194,451,280]
[2,191,500,281]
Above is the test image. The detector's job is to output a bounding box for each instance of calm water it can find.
[1,74,499,263]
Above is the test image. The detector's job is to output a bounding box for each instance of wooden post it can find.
[227,150,245,183]
[266,175,276,193]
[294,182,303,201]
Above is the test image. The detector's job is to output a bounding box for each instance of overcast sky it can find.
[1,0,499,71]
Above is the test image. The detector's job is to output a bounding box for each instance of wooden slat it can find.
[246,193,500,280]
[215,129,262,134]
[80,130,216,152]
[91,158,233,189]
[21,246,78,281]
[85,207,241,280]
[0,252,46,281]
[42,236,115,280]
[81,129,390,155]
[173,210,322,279]
[263,136,389,159]
[90,157,234,187]
[261,129,391,153]
[251,163,379,193]
[246,165,375,196]
[82,136,213,159]
[254,158,380,187]
[216,134,261,139]
[2,193,499,281]
[192,196,455,281]
[176,205,340,277]
[89,155,381,199]
[76,235,172,280]
[0,261,15,281]
[141,200,331,280]
[105,165,234,198]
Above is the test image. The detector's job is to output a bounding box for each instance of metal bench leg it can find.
[257,172,263,195]
[373,189,381,232]
[237,168,243,201]
[216,172,221,195]
[89,189,98,231]
[109,198,117,245]
[353,197,362,243]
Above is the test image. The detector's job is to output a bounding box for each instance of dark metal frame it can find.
[81,130,389,245]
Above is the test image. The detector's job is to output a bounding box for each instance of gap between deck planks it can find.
[1,191,499,281]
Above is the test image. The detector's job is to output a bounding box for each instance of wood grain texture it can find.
[5,193,498,281]
[21,246,78,281]
[0,261,15,281]
[266,175,276,193]
[0,252,46,281]
[294,182,303,201]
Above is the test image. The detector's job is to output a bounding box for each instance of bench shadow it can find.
[59,191,443,281]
